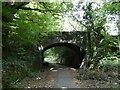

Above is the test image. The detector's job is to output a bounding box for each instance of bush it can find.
[2,60,28,88]
[100,57,120,72]
[78,69,108,81]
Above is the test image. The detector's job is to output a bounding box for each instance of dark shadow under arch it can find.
[42,43,86,69]
[43,43,80,52]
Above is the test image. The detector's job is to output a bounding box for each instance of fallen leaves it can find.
[16,66,57,88]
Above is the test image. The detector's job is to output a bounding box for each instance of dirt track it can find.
[51,63,80,88]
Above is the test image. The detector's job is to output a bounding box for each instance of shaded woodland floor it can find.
[15,65,56,88]
[15,63,120,89]
[73,69,120,88]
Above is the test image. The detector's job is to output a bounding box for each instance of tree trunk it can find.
[40,50,44,72]
[86,31,92,68]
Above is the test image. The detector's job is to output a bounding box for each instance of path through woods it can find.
[51,63,79,88]
[16,63,80,88]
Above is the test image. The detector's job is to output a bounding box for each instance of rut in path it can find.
[52,64,80,88]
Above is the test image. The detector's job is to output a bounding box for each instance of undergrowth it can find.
[78,58,120,88]
[2,55,40,88]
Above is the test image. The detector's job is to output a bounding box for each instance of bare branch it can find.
[69,22,77,31]
[71,14,87,28]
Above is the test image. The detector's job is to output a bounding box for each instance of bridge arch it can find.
[42,42,86,69]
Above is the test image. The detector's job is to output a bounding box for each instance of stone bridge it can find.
[39,31,88,69]
[42,31,87,50]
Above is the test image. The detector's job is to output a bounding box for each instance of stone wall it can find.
[42,31,87,50]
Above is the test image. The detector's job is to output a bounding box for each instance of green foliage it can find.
[2,59,28,88]
[73,2,119,69]
[93,33,118,61]
[2,3,17,22]
[78,69,108,81]
[10,10,60,45]
[81,3,107,68]
[2,2,73,88]
[44,48,58,62]
[47,47,79,67]
[2,45,40,88]
[102,2,120,14]
[2,1,119,88]
[78,58,120,88]
[100,56,119,72]
[44,46,75,65]
[78,69,120,88]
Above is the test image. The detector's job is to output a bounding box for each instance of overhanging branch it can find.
[71,14,87,28]
[19,7,62,13]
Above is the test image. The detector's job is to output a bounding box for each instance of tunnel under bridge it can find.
[38,31,87,69]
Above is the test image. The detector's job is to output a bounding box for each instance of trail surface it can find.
[51,63,80,88]
[16,63,80,88]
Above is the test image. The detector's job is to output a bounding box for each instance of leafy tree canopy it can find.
[2,2,73,46]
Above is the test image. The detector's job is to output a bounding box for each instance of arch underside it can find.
[43,42,80,52]
[42,42,86,69]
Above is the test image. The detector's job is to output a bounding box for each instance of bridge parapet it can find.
[42,31,87,50]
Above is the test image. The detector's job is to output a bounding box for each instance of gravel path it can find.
[52,64,80,88]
